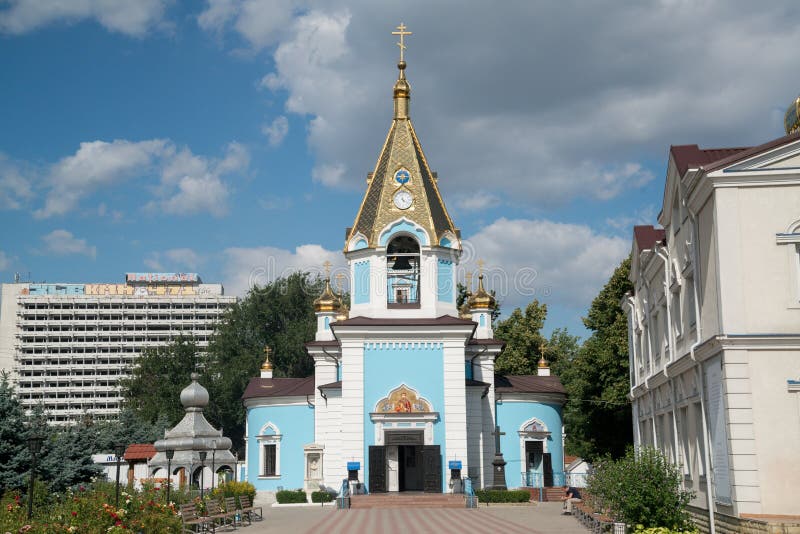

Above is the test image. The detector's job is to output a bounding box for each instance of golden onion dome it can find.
[314,279,340,313]
[467,274,496,310]
[459,298,472,320]
[335,301,350,322]
[786,96,800,135]
[538,355,549,369]
[261,346,273,371]
[393,61,411,98]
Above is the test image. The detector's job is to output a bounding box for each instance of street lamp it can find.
[234,450,238,482]
[199,451,207,500]
[165,449,175,505]
[114,443,126,508]
[211,440,217,492]
[26,434,44,519]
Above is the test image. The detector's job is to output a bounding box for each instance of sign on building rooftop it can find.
[125,273,200,284]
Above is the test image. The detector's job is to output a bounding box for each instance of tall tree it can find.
[494,300,548,375]
[120,336,200,426]
[0,373,32,493]
[203,272,325,451]
[561,256,633,460]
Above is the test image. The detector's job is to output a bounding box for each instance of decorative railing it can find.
[337,478,350,510]
[520,471,587,489]
[463,477,478,508]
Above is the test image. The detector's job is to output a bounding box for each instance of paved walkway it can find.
[239,501,587,534]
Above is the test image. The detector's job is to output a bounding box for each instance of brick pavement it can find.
[239,501,587,534]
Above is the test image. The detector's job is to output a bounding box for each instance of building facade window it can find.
[262,444,277,476]
[257,422,281,478]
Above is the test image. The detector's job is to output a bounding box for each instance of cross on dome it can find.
[392,22,412,63]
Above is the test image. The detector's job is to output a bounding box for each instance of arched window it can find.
[387,235,420,307]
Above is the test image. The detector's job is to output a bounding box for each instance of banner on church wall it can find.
[704,356,732,505]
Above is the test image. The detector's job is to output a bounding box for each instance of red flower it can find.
[71,511,77,516]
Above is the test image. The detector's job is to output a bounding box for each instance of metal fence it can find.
[520,471,588,488]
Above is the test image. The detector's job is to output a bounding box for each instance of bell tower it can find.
[344,25,461,319]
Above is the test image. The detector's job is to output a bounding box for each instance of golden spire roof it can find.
[467,273,496,310]
[786,95,800,135]
[346,24,459,250]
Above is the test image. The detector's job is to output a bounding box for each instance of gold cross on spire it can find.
[323,260,332,278]
[392,22,412,62]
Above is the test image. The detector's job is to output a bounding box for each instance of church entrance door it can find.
[397,445,423,491]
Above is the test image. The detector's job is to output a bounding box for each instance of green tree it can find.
[0,373,32,493]
[120,336,200,426]
[587,446,694,529]
[561,256,633,459]
[494,300,548,375]
[94,407,172,453]
[38,421,102,492]
[204,272,325,451]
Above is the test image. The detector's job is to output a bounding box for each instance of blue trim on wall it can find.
[378,220,429,246]
[363,343,446,491]
[246,404,315,491]
[439,237,452,247]
[354,261,370,305]
[353,238,368,250]
[324,317,330,330]
[437,260,454,303]
[496,401,564,488]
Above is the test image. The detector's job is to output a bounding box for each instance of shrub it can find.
[587,446,694,529]
[276,489,308,504]
[633,526,699,534]
[311,490,334,503]
[474,489,530,503]
[210,480,256,507]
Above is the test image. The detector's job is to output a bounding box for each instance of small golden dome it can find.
[314,278,340,313]
[467,274,496,310]
[393,62,411,99]
[459,298,472,320]
[786,96,800,135]
[538,355,549,368]
[261,346,273,371]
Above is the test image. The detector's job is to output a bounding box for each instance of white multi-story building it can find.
[623,103,800,530]
[0,272,236,423]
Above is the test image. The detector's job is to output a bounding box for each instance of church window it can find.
[257,423,281,478]
[262,444,277,477]
[386,235,420,307]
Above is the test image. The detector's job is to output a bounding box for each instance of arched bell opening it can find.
[386,235,420,308]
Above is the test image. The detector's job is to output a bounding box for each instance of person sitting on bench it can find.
[561,485,582,514]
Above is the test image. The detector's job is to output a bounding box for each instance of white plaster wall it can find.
[339,340,365,483]
[465,387,483,484]
[746,348,800,515]
[698,199,722,338]
[320,391,343,490]
[718,185,800,333]
[442,340,468,474]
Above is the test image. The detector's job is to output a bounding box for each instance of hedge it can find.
[474,489,530,503]
[276,489,308,504]
[311,491,335,503]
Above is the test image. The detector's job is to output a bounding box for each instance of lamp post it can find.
[210,440,217,492]
[26,434,44,519]
[114,443,126,508]
[199,451,207,500]
[165,449,175,505]
[234,451,238,482]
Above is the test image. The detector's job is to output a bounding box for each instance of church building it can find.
[242,28,566,496]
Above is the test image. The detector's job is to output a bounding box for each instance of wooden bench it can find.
[179,503,215,533]
[206,499,237,531]
[572,500,617,533]
[238,495,263,523]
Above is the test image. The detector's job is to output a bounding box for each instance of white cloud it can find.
[222,243,345,296]
[0,153,34,209]
[453,191,502,212]
[40,229,97,259]
[605,204,659,232]
[145,248,203,271]
[262,115,289,147]
[461,218,629,310]
[201,1,800,207]
[33,139,248,219]
[36,139,169,218]
[0,250,10,271]
[0,0,170,36]
[198,0,294,49]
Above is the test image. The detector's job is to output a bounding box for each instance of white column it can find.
[340,339,365,482]
[443,339,468,486]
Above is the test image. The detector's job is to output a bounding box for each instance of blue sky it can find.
[1,1,798,339]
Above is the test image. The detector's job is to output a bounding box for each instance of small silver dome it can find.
[180,372,209,410]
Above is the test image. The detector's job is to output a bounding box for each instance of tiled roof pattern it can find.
[670,144,749,176]
[124,443,156,461]
[633,225,665,251]
[494,374,567,395]
[242,376,315,400]
[352,124,396,241]
[411,126,453,240]
[703,130,800,173]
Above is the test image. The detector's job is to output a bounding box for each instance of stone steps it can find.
[350,493,466,509]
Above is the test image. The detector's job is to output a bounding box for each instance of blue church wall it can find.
[353,261,370,304]
[246,403,314,491]
[437,260,453,303]
[496,400,564,488]
[378,220,429,246]
[363,342,446,491]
